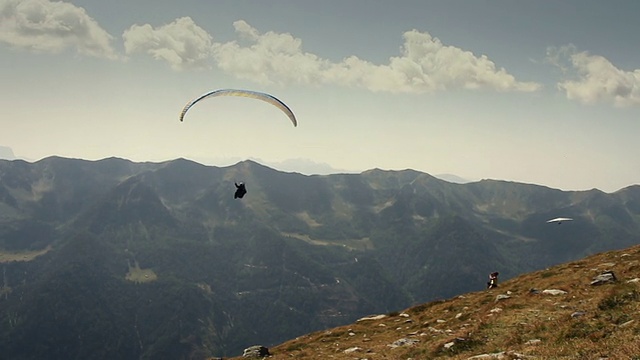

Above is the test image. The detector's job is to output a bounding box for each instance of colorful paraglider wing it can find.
[179,89,297,127]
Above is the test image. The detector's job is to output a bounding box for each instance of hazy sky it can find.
[2,0,639,192]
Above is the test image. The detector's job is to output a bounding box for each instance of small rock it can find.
[591,271,617,286]
[343,346,361,353]
[388,338,419,348]
[571,311,586,318]
[357,314,387,322]
[444,338,470,351]
[467,351,506,359]
[468,350,531,359]
[542,289,567,296]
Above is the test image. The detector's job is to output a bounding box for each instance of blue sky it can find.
[1,0,639,192]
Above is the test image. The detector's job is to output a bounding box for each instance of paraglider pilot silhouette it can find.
[234,182,247,199]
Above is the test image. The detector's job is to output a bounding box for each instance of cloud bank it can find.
[548,45,640,107]
[0,0,117,59]
[214,21,540,93]
[123,18,540,93]
[123,17,213,71]
[5,3,638,107]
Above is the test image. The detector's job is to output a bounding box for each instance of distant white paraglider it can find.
[546,217,574,224]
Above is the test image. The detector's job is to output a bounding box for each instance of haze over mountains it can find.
[0,156,639,358]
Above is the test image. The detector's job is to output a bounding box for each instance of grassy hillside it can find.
[234,244,640,359]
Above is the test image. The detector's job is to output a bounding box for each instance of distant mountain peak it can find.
[0,145,16,160]
[435,173,472,184]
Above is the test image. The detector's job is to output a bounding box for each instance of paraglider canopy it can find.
[546,217,573,224]
[179,89,298,126]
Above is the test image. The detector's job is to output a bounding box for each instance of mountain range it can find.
[0,156,639,358]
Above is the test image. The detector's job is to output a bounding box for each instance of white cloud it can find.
[0,0,117,59]
[122,18,538,93]
[214,21,540,93]
[323,30,541,93]
[548,45,640,107]
[213,20,330,85]
[122,17,213,71]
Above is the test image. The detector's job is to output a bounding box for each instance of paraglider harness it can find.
[234,182,247,199]
[487,272,499,289]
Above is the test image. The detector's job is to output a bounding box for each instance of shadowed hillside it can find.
[234,244,640,359]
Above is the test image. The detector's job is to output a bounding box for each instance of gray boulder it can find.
[242,345,270,358]
[591,271,617,286]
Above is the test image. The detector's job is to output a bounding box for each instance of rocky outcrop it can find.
[591,270,617,286]
[242,345,270,358]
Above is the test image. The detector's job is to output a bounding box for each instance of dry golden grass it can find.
[228,244,640,359]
